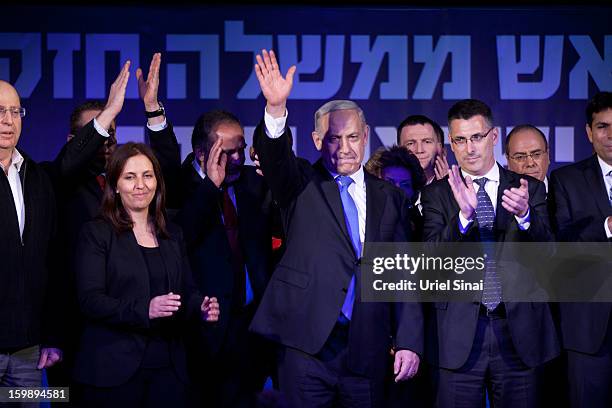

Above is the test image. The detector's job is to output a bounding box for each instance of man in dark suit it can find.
[421,99,559,407]
[174,110,274,407]
[249,49,423,407]
[549,91,612,407]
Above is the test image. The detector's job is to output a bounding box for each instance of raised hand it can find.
[201,296,220,322]
[206,137,227,188]
[96,60,131,130]
[149,292,181,319]
[447,164,478,220]
[136,53,162,112]
[254,49,296,118]
[501,178,530,217]
[434,149,450,180]
[393,349,420,382]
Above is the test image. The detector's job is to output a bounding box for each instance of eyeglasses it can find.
[451,127,494,146]
[509,150,547,163]
[0,106,26,119]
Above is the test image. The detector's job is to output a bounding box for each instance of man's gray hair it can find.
[314,100,367,134]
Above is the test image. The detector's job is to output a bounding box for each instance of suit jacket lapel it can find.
[364,173,386,243]
[583,155,610,218]
[495,165,513,233]
[314,160,355,255]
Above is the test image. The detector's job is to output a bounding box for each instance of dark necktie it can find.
[96,174,106,192]
[222,187,246,307]
[474,177,501,311]
[336,175,361,321]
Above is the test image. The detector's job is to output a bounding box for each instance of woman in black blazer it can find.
[73,142,219,407]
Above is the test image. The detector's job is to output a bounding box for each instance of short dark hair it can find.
[191,110,242,153]
[448,99,493,127]
[70,100,106,135]
[505,124,549,153]
[365,145,427,192]
[397,115,444,145]
[586,91,612,126]
[101,143,168,237]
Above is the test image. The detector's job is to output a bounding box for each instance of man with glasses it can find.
[421,99,559,407]
[506,125,550,191]
[173,109,274,407]
[0,80,63,389]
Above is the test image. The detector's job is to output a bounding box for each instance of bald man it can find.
[0,80,64,387]
[505,125,550,191]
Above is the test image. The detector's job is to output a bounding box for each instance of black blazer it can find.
[549,154,612,354]
[421,164,559,369]
[174,159,273,356]
[249,122,424,380]
[73,220,203,387]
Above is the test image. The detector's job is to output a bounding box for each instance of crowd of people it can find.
[0,49,610,408]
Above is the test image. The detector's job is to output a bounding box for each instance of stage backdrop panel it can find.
[1,5,611,169]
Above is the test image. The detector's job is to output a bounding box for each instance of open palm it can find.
[254,49,296,108]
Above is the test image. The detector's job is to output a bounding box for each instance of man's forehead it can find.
[0,81,21,106]
[401,123,435,140]
[508,130,546,152]
[592,108,612,123]
[449,115,488,134]
[323,109,361,133]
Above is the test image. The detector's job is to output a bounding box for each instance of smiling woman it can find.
[73,142,220,407]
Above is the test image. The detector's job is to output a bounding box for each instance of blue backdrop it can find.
[1,5,611,170]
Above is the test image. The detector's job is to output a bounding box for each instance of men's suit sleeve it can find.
[521,178,553,241]
[56,120,107,180]
[75,222,151,329]
[173,176,222,251]
[41,174,67,349]
[421,183,476,242]
[148,122,182,210]
[253,119,310,207]
[392,192,424,354]
[549,171,609,242]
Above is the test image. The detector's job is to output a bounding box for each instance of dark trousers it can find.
[567,320,612,408]
[190,304,271,408]
[277,321,383,408]
[77,366,186,408]
[433,310,540,408]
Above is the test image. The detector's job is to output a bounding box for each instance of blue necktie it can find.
[474,177,501,311]
[336,175,361,321]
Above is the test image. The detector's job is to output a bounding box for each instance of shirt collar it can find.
[328,165,366,188]
[0,149,24,173]
[460,162,500,184]
[192,158,206,180]
[597,155,612,178]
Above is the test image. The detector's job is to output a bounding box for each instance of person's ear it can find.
[312,131,323,151]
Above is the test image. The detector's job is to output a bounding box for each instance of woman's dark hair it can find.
[101,142,168,237]
[366,145,427,193]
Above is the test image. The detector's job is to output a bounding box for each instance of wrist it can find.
[266,103,286,119]
[145,101,161,112]
[461,208,475,221]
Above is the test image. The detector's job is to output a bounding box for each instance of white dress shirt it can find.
[1,149,25,238]
[458,163,531,233]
